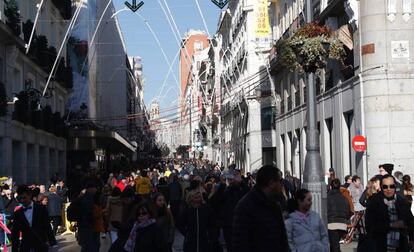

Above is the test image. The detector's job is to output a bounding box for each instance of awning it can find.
[67,129,136,153]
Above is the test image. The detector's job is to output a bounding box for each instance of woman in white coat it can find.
[285,189,329,252]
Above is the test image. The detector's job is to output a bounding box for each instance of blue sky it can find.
[112,0,222,110]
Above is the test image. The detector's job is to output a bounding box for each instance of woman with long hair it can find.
[359,176,381,207]
[402,175,413,203]
[123,202,168,252]
[285,189,329,252]
[152,193,175,251]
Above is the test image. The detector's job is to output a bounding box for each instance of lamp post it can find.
[302,0,327,222]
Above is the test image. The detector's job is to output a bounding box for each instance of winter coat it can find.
[327,189,352,224]
[134,222,169,252]
[365,192,414,252]
[47,193,63,217]
[155,208,175,244]
[106,196,124,231]
[232,186,289,252]
[168,181,182,202]
[135,177,151,195]
[209,183,248,228]
[180,203,212,252]
[285,211,329,252]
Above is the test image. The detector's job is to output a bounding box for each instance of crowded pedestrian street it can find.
[1,0,414,251]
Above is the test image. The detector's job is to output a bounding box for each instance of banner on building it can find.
[254,0,271,47]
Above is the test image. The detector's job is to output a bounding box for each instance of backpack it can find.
[67,196,82,222]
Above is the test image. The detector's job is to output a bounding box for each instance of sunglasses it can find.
[382,184,396,190]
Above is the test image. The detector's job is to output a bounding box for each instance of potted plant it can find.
[276,22,346,73]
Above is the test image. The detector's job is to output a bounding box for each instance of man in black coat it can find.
[365,174,414,252]
[232,166,289,252]
[210,169,248,252]
[12,185,57,252]
[327,178,352,252]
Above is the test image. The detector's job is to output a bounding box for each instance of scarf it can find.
[384,197,400,251]
[124,219,156,252]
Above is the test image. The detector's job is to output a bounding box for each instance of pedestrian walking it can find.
[210,169,247,252]
[348,175,365,211]
[93,192,105,252]
[135,170,151,201]
[168,174,182,230]
[378,163,404,196]
[47,186,63,236]
[180,188,213,252]
[123,202,168,252]
[105,187,124,244]
[359,176,381,207]
[285,189,329,252]
[12,185,57,251]
[365,174,414,251]
[157,177,170,203]
[38,194,48,207]
[232,166,289,252]
[152,193,175,251]
[327,179,352,252]
[77,182,99,252]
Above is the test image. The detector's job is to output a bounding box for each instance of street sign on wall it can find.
[352,135,367,152]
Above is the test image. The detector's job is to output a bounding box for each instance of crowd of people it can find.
[3,160,414,252]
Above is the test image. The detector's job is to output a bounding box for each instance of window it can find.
[261,106,276,131]
[194,41,203,51]
[12,68,23,94]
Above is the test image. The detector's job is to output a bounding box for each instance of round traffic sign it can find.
[352,135,367,152]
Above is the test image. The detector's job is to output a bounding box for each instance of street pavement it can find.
[55,230,358,252]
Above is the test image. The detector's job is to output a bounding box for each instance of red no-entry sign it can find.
[352,135,367,152]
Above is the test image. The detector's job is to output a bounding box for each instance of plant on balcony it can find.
[34,35,50,69]
[0,82,7,117]
[4,0,21,37]
[276,22,346,73]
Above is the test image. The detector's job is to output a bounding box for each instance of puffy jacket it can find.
[327,189,352,224]
[285,211,329,252]
[135,177,151,195]
[232,186,289,252]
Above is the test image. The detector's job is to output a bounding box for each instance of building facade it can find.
[0,0,72,184]
[269,0,414,182]
[216,0,276,172]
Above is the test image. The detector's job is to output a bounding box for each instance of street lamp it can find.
[302,0,327,222]
[7,96,19,105]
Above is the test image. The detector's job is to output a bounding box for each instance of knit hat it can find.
[379,163,394,175]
